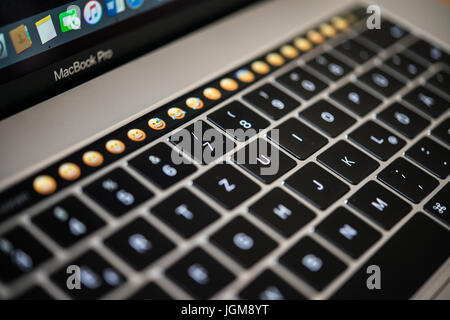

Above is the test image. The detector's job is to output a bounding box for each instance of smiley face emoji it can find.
[148,117,166,130]
[127,128,146,142]
[105,139,126,154]
[82,151,104,167]
[58,163,81,181]
[167,107,186,120]
[33,175,57,195]
[186,97,204,110]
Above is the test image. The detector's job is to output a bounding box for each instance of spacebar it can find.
[332,212,450,299]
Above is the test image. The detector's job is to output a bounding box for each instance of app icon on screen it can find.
[105,0,126,16]
[9,24,32,54]
[84,1,103,25]
[126,0,144,9]
[0,33,7,60]
[35,15,57,44]
[59,9,81,32]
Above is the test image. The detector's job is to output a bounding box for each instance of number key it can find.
[384,52,426,79]
[358,67,405,97]
[276,67,328,100]
[307,53,352,81]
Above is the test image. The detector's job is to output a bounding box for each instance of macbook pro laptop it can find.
[0,0,449,300]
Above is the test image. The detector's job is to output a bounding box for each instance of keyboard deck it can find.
[0,6,449,300]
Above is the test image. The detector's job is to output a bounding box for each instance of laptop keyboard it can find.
[0,6,449,300]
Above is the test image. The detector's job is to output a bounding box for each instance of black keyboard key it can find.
[408,40,450,65]
[15,286,54,300]
[210,216,277,268]
[431,118,450,146]
[359,67,405,97]
[348,121,406,161]
[280,237,346,291]
[0,227,52,283]
[332,213,450,299]
[330,82,381,116]
[300,100,356,137]
[360,20,408,48]
[316,207,381,259]
[276,67,328,100]
[233,138,296,184]
[384,52,426,79]
[84,168,153,217]
[403,86,449,119]
[128,282,172,300]
[243,83,300,120]
[249,187,316,238]
[170,121,235,165]
[166,248,235,299]
[307,53,352,81]
[348,181,412,230]
[239,269,305,300]
[428,71,450,94]
[32,196,105,248]
[424,182,450,226]
[405,137,449,179]
[129,143,197,189]
[317,140,379,185]
[267,118,327,160]
[104,218,175,270]
[285,162,350,210]
[377,103,430,138]
[377,158,439,203]
[335,38,375,64]
[208,101,270,142]
[151,188,220,238]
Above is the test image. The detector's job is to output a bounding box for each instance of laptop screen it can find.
[0,0,256,120]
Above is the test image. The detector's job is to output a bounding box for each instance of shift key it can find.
[332,212,450,299]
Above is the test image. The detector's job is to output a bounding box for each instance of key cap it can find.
[239,269,306,300]
[194,165,261,210]
[84,168,153,217]
[348,181,412,230]
[285,162,350,210]
[431,118,450,146]
[166,248,235,299]
[299,100,356,137]
[428,71,450,94]
[332,212,450,299]
[377,158,439,203]
[151,188,220,238]
[129,143,197,189]
[424,182,450,226]
[316,207,381,259]
[334,38,376,64]
[207,101,270,142]
[279,237,346,291]
[407,39,450,65]
[307,53,352,81]
[348,121,406,161]
[233,138,296,184]
[51,250,126,300]
[170,121,235,165]
[317,140,379,185]
[377,102,430,139]
[405,137,449,179]
[360,20,408,48]
[358,67,405,97]
[267,118,328,160]
[0,227,52,283]
[32,196,105,248]
[128,282,172,300]
[243,83,300,120]
[403,86,449,118]
[104,218,175,271]
[210,216,278,268]
[329,82,381,116]
[276,67,328,100]
[15,286,54,300]
[384,52,426,79]
[249,187,316,238]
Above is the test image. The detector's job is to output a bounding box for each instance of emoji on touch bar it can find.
[266,52,285,67]
[331,16,349,31]
[33,175,57,195]
[294,37,312,51]
[235,68,255,83]
[105,139,125,154]
[280,45,298,59]
[319,23,337,38]
[307,30,324,44]
[185,97,204,110]
[127,128,146,142]
[148,117,166,130]
[82,151,104,167]
[251,61,270,75]
[167,107,186,120]
[219,78,239,92]
[58,163,81,181]
[203,87,222,100]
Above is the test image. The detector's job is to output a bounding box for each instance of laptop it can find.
[0,0,448,300]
